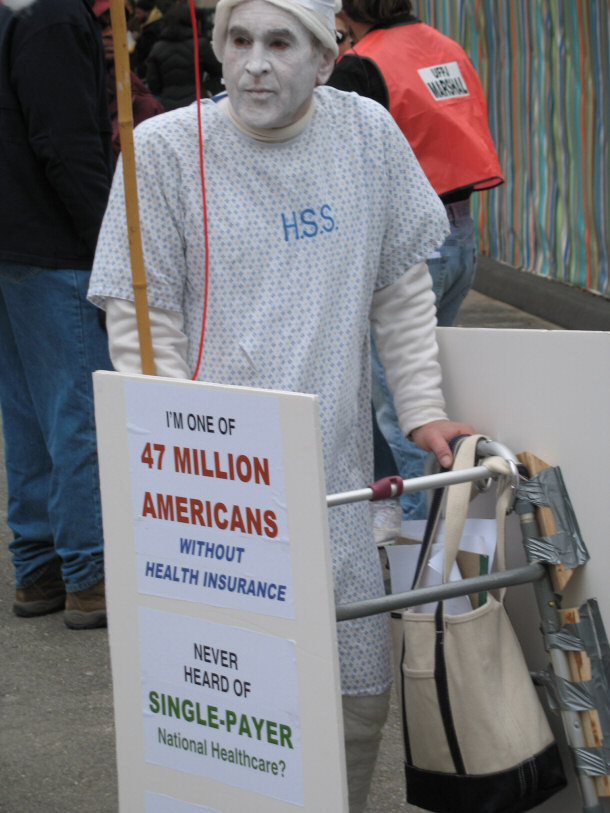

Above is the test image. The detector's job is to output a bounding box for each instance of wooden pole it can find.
[559,606,610,797]
[517,451,573,591]
[518,452,610,795]
[108,0,155,375]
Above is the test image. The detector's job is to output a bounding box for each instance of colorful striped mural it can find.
[413,0,610,298]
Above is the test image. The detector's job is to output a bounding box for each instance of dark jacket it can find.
[146,20,222,110]
[0,0,113,270]
[132,15,162,79]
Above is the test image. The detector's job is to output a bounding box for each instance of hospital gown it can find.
[89,86,449,694]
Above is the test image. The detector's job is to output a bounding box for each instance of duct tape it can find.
[543,600,610,766]
[544,628,585,652]
[573,746,610,776]
[579,600,610,739]
[523,532,585,568]
[513,496,536,515]
[516,466,589,568]
[537,666,562,711]
[547,672,596,712]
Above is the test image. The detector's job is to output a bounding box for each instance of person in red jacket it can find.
[328,0,503,522]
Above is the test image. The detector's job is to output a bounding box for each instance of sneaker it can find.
[64,578,107,630]
[13,558,66,617]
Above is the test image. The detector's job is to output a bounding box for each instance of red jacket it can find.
[106,67,164,165]
[348,22,503,198]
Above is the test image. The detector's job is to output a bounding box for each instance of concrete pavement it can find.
[0,290,559,813]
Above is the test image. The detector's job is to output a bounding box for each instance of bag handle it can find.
[410,434,514,599]
[442,434,514,599]
[410,434,482,591]
[442,434,484,581]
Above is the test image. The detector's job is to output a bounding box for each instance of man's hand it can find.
[410,419,476,470]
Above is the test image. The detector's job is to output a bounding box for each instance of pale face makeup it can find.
[223,0,335,130]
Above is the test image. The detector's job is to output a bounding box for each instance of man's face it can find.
[96,10,115,63]
[223,0,334,130]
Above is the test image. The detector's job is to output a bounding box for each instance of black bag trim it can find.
[398,636,413,766]
[434,602,466,774]
[411,484,445,589]
[404,741,567,813]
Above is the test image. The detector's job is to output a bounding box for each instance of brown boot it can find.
[64,578,107,630]
[14,558,66,617]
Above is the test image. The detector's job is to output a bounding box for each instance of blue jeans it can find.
[0,263,112,592]
[372,201,476,519]
[428,199,476,328]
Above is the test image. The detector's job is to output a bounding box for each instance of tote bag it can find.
[392,435,566,813]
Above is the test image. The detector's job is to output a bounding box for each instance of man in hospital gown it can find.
[89,0,474,808]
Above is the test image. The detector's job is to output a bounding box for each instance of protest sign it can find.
[94,372,347,812]
[123,378,292,616]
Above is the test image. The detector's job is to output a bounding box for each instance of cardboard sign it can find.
[139,608,302,804]
[94,372,348,813]
[123,379,292,616]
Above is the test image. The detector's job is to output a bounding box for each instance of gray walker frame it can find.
[330,438,607,813]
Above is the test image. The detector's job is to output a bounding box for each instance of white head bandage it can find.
[2,0,38,9]
[212,0,342,60]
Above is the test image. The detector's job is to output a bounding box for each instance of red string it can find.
[189,0,210,381]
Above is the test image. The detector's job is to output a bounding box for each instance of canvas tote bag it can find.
[392,435,566,813]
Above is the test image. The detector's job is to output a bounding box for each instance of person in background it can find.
[193,3,214,41]
[131,0,164,78]
[0,0,113,629]
[88,0,475,807]
[94,0,165,165]
[146,2,223,108]
[328,0,503,522]
[334,10,352,55]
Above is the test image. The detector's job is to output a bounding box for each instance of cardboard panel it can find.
[93,372,347,813]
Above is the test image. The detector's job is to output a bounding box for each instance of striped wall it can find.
[413,0,610,298]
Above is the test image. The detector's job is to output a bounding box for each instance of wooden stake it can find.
[517,451,572,592]
[520,452,609,792]
[560,607,610,796]
[109,0,155,375]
